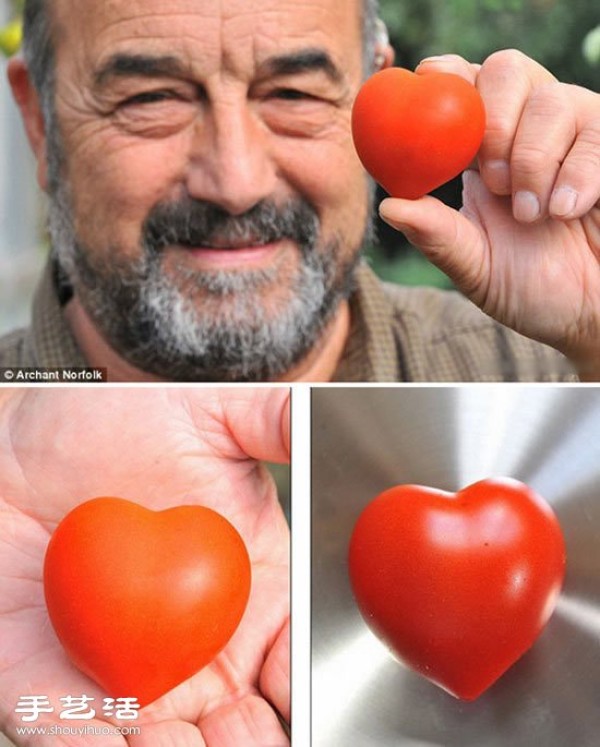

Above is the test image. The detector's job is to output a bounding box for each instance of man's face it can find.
[46,0,371,380]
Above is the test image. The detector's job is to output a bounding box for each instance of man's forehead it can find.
[50,0,366,90]
[52,0,363,58]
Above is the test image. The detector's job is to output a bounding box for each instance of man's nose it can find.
[186,99,278,216]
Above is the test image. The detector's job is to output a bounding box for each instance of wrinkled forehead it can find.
[51,0,364,80]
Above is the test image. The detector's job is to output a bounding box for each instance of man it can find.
[2,0,599,381]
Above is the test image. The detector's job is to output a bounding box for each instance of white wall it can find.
[0,0,47,337]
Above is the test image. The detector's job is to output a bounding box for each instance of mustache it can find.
[143,197,320,254]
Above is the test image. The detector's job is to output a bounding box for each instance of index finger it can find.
[474,49,556,195]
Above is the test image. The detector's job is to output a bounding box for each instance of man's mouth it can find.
[174,238,288,268]
[193,236,271,250]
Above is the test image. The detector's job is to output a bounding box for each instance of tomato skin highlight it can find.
[348,479,566,700]
[351,67,486,199]
[44,497,251,707]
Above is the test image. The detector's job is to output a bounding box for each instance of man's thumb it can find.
[378,184,486,297]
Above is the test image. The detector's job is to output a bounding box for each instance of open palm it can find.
[0,388,290,747]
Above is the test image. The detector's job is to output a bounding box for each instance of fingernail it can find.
[379,203,411,233]
[550,186,578,217]
[417,55,454,66]
[419,54,452,64]
[379,211,406,231]
[513,191,540,223]
[484,160,511,194]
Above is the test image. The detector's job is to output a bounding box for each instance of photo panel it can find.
[0,386,290,746]
[312,385,600,747]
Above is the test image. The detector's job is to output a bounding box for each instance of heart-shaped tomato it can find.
[44,497,251,707]
[351,67,486,199]
[348,479,565,700]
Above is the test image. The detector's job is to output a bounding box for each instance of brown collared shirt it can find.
[334,262,576,382]
[0,260,576,382]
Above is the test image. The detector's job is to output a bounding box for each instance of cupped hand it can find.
[379,50,600,379]
[0,387,290,747]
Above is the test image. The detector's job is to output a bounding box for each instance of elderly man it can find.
[1,0,599,381]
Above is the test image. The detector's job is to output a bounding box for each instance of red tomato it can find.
[348,479,565,700]
[351,67,486,199]
[44,497,251,707]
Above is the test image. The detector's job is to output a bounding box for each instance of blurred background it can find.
[0,0,598,335]
[0,0,43,337]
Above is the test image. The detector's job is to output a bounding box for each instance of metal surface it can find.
[311,386,600,747]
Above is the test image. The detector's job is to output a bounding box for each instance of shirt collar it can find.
[27,260,86,368]
[333,261,402,382]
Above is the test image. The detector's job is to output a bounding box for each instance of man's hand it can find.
[379,50,600,379]
[0,388,290,747]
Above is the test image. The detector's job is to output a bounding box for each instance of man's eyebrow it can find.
[94,54,187,87]
[93,49,344,87]
[262,49,344,84]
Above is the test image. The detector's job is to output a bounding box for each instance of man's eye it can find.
[122,91,176,106]
[272,88,315,101]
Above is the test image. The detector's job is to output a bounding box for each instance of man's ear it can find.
[7,57,49,191]
[377,43,395,70]
[374,20,395,70]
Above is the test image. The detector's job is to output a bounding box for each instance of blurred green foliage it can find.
[370,0,599,288]
[380,0,598,87]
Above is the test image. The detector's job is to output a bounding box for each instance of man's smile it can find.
[173,238,289,270]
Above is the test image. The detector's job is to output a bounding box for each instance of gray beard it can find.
[48,182,366,382]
